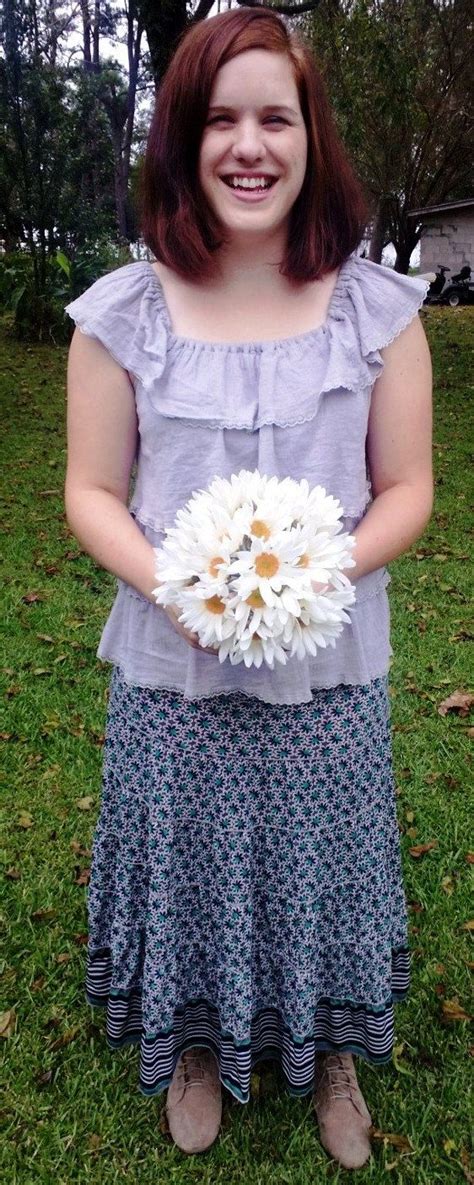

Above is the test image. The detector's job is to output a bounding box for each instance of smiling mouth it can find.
[221,176,277,192]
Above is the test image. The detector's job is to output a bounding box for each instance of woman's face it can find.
[198,49,308,243]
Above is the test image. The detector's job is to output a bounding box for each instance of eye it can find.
[207,114,289,125]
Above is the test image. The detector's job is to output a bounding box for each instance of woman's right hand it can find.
[163,603,219,656]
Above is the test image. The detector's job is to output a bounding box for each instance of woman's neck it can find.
[211,229,293,294]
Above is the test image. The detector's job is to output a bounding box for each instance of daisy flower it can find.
[152,470,356,668]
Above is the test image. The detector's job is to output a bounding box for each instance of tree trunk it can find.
[81,0,92,68]
[93,0,100,68]
[368,199,387,264]
[393,235,419,274]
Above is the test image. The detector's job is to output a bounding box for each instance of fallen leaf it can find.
[441,998,471,1022]
[159,1108,170,1137]
[88,1134,102,1151]
[76,796,93,811]
[460,1147,474,1185]
[441,875,455,895]
[17,811,33,829]
[444,1138,457,1154]
[48,1024,82,1052]
[31,976,46,991]
[392,1043,413,1076]
[70,841,92,858]
[73,932,88,945]
[0,1008,16,1038]
[5,866,21,880]
[465,853,474,865]
[409,841,438,858]
[36,634,54,643]
[31,908,56,922]
[461,919,474,931]
[74,867,91,886]
[56,953,72,965]
[35,1069,53,1088]
[21,591,44,604]
[438,690,474,717]
[370,1129,413,1151]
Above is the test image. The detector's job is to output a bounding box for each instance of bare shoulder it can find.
[378,312,432,372]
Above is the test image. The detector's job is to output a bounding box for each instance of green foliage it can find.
[301,0,474,265]
[0,240,134,343]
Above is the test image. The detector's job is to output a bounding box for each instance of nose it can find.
[231,117,266,163]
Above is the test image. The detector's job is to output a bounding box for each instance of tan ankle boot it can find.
[313,1052,373,1169]
[165,1046,222,1154]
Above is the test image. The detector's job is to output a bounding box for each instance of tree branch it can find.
[235,0,323,16]
[191,0,217,21]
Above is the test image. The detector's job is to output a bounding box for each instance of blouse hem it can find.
[97,657,390,703]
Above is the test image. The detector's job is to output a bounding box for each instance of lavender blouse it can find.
[64,254,429,705]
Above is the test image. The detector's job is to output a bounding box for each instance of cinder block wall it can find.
[419,210,474,275]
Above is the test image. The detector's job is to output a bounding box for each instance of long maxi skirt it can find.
[85,665,410,1104]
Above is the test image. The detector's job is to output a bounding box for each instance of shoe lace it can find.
[317,1053,358,1102]
[176,1048,216,1090]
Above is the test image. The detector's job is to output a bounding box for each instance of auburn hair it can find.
[139,7,368,281]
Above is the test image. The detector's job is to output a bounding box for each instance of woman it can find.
[64,6,433,1170]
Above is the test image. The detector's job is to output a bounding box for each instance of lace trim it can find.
[362,282,430,355]
[73,322,139,388]
[115,562,389,606]
[129,494,373,534]
[98,662,390,701]
[145,372,376,430]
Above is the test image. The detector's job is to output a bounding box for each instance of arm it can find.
[65,329,217,653]
[65,328,158,602]
[348,313,433,582]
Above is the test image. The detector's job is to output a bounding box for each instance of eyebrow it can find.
[207,103,298,117]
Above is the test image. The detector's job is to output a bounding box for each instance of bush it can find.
[0,240,134,343]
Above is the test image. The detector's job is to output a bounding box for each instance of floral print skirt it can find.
[85,665,410,1104]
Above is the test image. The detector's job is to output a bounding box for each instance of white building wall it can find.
[419,209,474,275]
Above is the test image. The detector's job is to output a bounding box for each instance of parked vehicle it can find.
[424,262,474,307]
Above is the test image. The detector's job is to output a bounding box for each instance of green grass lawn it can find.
[1,306,472,1184]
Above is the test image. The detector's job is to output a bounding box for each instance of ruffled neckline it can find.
[143,256,351,353]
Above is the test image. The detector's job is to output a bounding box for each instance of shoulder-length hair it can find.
[139,7,368,281]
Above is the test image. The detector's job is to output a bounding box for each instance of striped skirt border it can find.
[85,943,410,1104]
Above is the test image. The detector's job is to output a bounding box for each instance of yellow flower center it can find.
[204,595,226,615]
[208,555,224,577]
[255,552,279,578]
[250,518,271,540]
[297,552,310,567]
[246,589,265,608]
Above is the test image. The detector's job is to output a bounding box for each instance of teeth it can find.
[229,176,272,190]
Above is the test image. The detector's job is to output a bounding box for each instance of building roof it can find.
[407,198,474,218]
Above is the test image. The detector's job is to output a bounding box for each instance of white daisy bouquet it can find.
[151,469,357,669]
